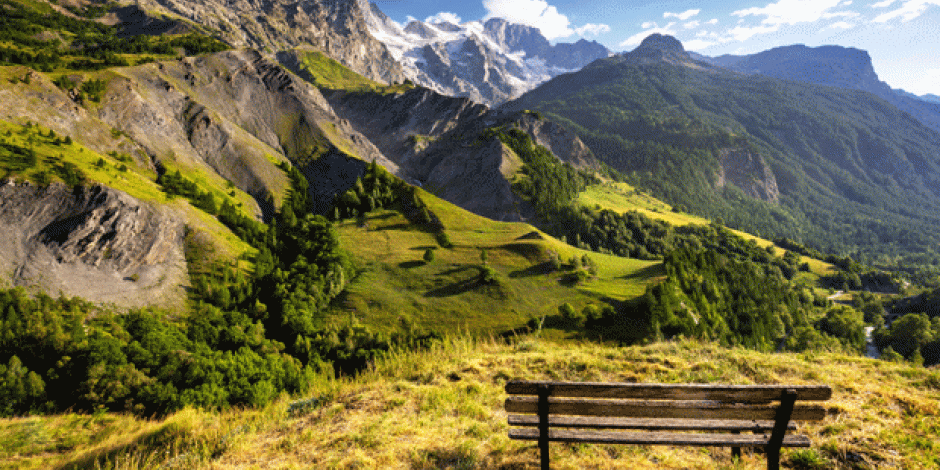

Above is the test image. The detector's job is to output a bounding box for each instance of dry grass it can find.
[5,337,937,469]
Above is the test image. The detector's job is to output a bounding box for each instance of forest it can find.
[0,0,229,71]
[0,163,438,417]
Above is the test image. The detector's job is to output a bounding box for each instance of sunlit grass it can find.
[331,190,662,334]
[5,337,937,469]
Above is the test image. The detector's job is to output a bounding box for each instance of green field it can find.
[330,189,660,335]
[578,180,836,277]
[292,50,414,93]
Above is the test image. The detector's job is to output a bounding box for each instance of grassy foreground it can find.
[2,337,937,469]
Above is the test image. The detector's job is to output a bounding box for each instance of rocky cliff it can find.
[716,148,779,203]
[132,0,406,84]
[323,86,599,220]
[709,44,940,133]
[622,34,713,69]
[0,182,187,309]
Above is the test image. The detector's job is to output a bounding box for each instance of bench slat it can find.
[505,397,827,421]
[508,428,812,447]
[505,381,832,402]
[507,414,796,431]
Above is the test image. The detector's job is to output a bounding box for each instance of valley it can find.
[1,0,939,468]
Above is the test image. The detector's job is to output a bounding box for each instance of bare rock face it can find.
[0,182,187,309]
[511,112,599,170]
[323,86,599,220]
[97,50,396,217]
[716,148,780,202]
[133,0,405,84]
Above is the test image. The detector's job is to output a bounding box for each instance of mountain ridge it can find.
[504,34,940,265]
[362,2,610,106]
[708,43,940,133]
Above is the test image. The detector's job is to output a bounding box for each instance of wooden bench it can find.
[505,380,831,470]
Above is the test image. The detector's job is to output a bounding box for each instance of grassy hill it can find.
[329,188,660,335]
[3,336,937,469]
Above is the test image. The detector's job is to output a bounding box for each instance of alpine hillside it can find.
[505,33,940,267]
[3,2,940,469]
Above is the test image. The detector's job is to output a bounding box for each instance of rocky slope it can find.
[0,49,400,305]
[0,182,187,309]
[362,4,609,106]
[2,44,603,303]
[709,44,940,133]
[131,0,406,84]
[322,86,599,220]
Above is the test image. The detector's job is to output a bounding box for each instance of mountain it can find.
[505,34,940,265]
[278,49,599,221]
[921,94,940,104]
[710,44,940,133]
[132,0,406,84]
[362,3,610,106]
[0,48,408,306]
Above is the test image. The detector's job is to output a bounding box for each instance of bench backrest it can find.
[505,380,832,422]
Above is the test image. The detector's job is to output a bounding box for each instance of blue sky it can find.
[372,0,940,96]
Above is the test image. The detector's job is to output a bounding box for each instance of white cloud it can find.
[424,12,462,24]
[641,21,657,29]
[827,20,856,27]
[483,0,573,39]
[732,0,844,25]
[706,18,719,24]
[618,22,678,47]
[574,23,612,36]
[664,9,701,20]
[871,0,898,7]
[823,10,861,17]
[727,23,780,40]
[684,20,701,29]
[684,38,719,50]
[873,0,940,22]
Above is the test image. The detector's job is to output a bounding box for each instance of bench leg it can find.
[538,384,550,470]
[766,447,779,470]
[766,389,797,470]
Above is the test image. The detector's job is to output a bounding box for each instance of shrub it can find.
[436,231,453,248]
[479,266,498,284]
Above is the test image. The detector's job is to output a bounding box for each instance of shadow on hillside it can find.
[498,295,647,344]
[366,212,398,221]
[409,245,438,251]
[619,263,665,280]
[509,261,554,278]
[374,222,411,231]
[425,266,483,297]
[399,260,426,269]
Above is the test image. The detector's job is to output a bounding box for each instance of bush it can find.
[559,303,585,328]
[423,248,435,263]
[479,266,498,284]
[436,231,453,248]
